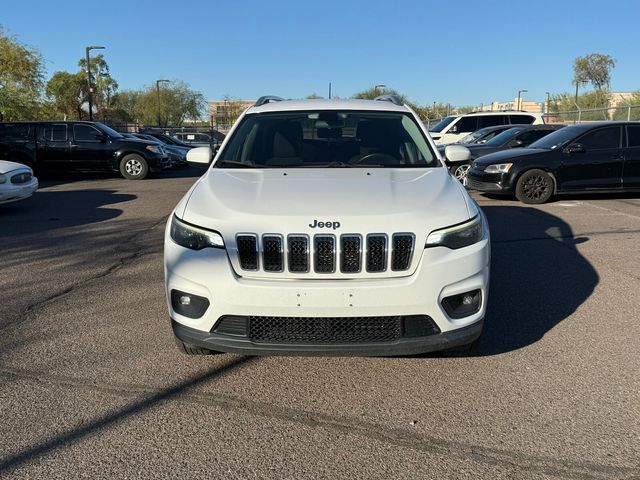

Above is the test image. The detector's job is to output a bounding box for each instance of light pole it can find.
[516,89,528,111]
[85,45,105,121]
[156,79,170,127]
[374,84,386,96]
[574,80,586,107]
[545,91,551,114]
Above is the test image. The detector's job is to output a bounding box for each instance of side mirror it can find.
[444,145,472,164]
[565,143,585,154]
[186,146,213,168]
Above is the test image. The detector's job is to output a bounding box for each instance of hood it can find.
[181,167,472,244]
[0,160,31,174]
[474,148,548,166]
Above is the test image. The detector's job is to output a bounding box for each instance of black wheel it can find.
[174,337,219,355]
[449,163,470,186]
[515,169,554,204]
[119,154,149,180]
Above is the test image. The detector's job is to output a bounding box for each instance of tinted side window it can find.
[74,124,102,142]
[456,117,478,133]
[578,127,621,150]
[478,115,506,128]
[42,124,68,141]
[517,129,554,146]
[510,115,535,125]
[627,126,640,147]
[0,123,31,139]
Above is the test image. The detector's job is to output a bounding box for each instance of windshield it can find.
[96,123,123,139]
[217,111,438,169]
[528,126,581,150]
[484,127,523,147]
[428,116,456,133]
[458,127,497,144]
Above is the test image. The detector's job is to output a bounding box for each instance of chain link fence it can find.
[541,105,640,124]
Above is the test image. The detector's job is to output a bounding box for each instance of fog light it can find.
[171,289,209,319]
[441,289,482,319]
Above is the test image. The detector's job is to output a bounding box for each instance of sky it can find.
[2,0,639,107]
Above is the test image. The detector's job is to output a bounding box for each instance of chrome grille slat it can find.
[236,234,258,270]
[340,235,362,273]
[262,235,284,272]
[288,235,309,272]
[314,235,336,273]
[391,234,414,271]
[366,234,387,273]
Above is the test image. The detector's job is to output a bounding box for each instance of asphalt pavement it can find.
[1,168,639,479]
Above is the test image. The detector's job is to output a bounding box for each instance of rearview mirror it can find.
[444,145,472,164]
[186,146,213,168]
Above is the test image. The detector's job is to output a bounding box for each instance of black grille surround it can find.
[234,232,416,275]
[237,315,440,344]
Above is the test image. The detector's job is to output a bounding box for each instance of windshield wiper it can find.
[216,160,257,168]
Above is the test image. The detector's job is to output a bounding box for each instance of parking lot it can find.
[1,169,639,479]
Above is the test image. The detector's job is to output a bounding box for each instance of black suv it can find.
[0,121,170,179]
[467,122,640,203]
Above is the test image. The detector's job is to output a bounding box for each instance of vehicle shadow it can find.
[478,206,599,355]
[477,191,640,203]
[0,189,136,237]
[35,165,202,187]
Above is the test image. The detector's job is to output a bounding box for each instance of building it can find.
[209,99,254,133]
[478,99,543,113]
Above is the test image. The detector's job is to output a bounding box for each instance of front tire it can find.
[119,154,149,180]
[174,337,219,355]
[515,169,554,204]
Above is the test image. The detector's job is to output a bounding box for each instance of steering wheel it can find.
[349,152,398,165]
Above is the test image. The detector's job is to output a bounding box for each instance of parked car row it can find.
[439,124,565,184]
[0,121,180,180]
[428,110,545,144]
[442,121,640,204]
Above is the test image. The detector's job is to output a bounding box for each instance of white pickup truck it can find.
[164,96,490,356]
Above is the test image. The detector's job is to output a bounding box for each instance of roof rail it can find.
[374,94,404,106]
[254,95,284,107]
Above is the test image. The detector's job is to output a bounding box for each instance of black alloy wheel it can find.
[515,169,554,204]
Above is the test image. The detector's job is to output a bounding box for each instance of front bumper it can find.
[467,169,511,193]
[171,317,484,356]
[0,177,38,204]
[150,154,172,171]
[165,212,490,355]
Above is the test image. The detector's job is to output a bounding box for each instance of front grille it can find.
[466,178,501,192]
[247,315,439,344]
[10,172,32,184]
[235,232,415,274]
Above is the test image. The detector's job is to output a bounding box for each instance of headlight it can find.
[170,215,224,250]
[426,215,483,249]
[0,174,6,184]
[146,144,162,154]
[484,163,513,174]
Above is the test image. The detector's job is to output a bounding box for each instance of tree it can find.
[573,53,616,91]
[78,53,118,120]
[45,71,86,120]
[0,26,45,120]
[120,81,207,126]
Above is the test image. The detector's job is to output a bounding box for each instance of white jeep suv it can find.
[164,95,490,356]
